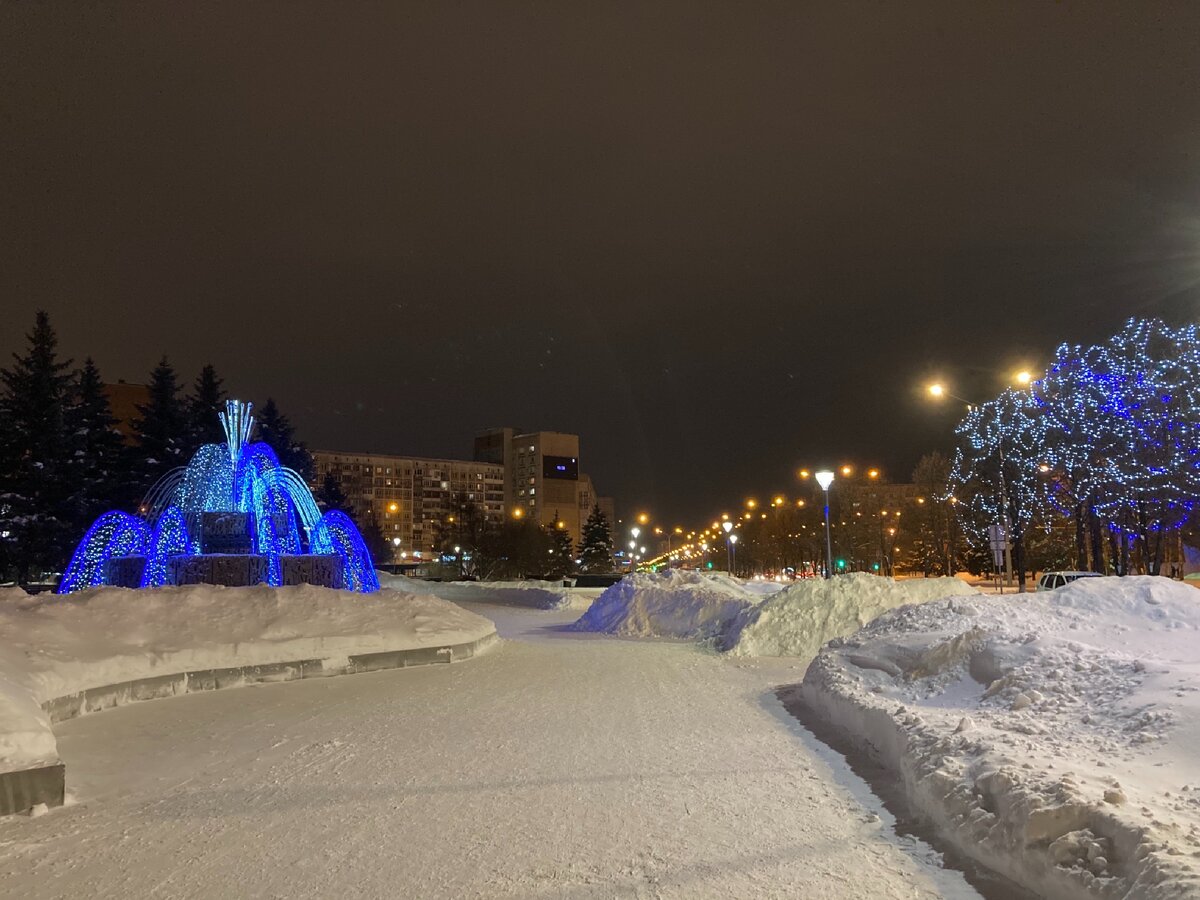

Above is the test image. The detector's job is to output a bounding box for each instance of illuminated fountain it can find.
[58,400,378,593]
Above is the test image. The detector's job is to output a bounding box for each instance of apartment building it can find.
[310,451,505,561]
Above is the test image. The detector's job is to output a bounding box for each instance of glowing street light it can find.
[721,520,735,575]
[815,470,835,579]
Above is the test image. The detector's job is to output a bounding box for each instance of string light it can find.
[58,398,379,593]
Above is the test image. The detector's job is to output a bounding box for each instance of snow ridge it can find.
[800,576,1200,899]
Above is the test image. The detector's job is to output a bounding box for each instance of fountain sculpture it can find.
[58,400,378,593]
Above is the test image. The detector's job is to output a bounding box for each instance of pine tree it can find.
[132,357,188,494]
[0,311,76,582]
[545,517,576,579]
[256,398,314,480]
[578,503,614,572]
[358,516,390,564]
[187,363,226,452]
[315,471,350,513]
[65,358,133,524]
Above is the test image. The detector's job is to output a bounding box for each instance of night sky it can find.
[4,3,1200,523]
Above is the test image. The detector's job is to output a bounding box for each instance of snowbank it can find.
[799,575,1200,899]
[726,573,975,658]
[570,571,973,659]
[570,570,757,640]
[376,573,577,609]
[0,583,496,773]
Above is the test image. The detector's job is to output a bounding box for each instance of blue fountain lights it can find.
[58,399,378,594]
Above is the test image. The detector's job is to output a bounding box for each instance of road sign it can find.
[986,524,1010,570]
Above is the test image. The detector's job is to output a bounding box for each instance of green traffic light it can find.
[837,559,846,568]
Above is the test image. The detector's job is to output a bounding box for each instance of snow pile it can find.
[570,570,757,640]
[726,574,976,659]
[799,575,1200,899]
[376,572,573,609]
[0,583,496,772]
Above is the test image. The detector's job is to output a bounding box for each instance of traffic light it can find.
[836,559,846,569]
[706,561,713,569]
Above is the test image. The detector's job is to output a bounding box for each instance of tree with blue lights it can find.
[1034,318,1200,575]
[949,388,1049,591]
[0,311,76,583]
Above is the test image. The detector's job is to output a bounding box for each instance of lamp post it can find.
[721,520,735,575]
[815,470,834,579]
[929,383,1013,591]
[630,526,641,574]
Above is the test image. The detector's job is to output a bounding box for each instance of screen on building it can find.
[542,455,578,480]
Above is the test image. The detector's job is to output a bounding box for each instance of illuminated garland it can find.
[59,512,150,593]
[1034,318,1200,535]
[949,389,1048,545]
[57,399,378,593]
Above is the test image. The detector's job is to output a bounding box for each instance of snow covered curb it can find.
[0,583,498,811]
[798,577,1200,899]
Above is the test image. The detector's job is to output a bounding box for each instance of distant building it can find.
[474,427,612,547]
[310,451,505,563]
[312,427,612,565]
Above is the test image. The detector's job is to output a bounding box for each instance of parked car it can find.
[1036,570,1103,591]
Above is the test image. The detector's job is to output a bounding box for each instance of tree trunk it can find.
[1089,510,1106,573]
[1074,502,1088,571]
[1013,530,1027,592]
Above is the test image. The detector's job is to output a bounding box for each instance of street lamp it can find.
[721,520,735,576]
[815,470,835,579]
[729,533,738,576]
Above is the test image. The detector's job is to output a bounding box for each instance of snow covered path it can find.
[0,601,984,899]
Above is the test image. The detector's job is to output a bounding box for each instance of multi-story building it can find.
[314,428,612,564]
[474,428,611,547]
[310,451,505,562]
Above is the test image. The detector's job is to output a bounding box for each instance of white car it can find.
[1036,570,1103,591]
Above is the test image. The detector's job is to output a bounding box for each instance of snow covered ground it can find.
[571,570,973,659]
[377,572,601,610]
[0,583,496,773]
[0,600,986,899]
[799,575,1200,899]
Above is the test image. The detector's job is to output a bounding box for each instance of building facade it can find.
[310,451,505,562]
[474,428,612,547]
[314,427,612,564]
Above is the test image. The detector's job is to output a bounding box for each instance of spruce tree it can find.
[578,503,614,572]
[66,358,133,524]
[132,357,188,493]
[0,311,76,582]
[315,471,350,513]
[545,517,576,579]
[187,363,226,451]
[257,397,314,480]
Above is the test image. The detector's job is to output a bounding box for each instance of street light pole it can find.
[815,470,834,579]
[721,520,734,575]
